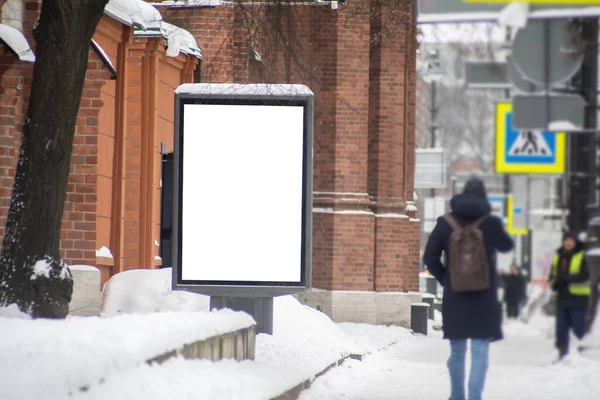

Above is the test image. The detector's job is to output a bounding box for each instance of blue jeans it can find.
[448,339,490,400]
[556,307,587,348]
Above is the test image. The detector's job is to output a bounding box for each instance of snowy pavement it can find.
[299,318,600,400]
[4,269,600,400]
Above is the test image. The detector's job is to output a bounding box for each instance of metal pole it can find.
[430,80,438,198]
[523,176,532,273]
[582,17,600,331]
[584,18,599,218]
[503,27,512,224]
[568,18,598,232]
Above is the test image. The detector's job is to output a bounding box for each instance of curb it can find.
[270,339,404,400]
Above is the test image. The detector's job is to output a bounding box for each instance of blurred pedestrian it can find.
[424,176,513,400]
[549,231,590,360]
[502,263,526,319]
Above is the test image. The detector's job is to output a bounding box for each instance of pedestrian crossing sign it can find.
[495,102,565,174]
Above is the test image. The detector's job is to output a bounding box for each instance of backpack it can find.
[443,213,490,293]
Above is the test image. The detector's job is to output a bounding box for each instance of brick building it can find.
[0,0,199,284]
[155,0,421,324]
[0,0,421,324]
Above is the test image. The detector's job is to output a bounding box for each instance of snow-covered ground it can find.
[4,269,600,400]
[300,303,600,400]
[0,268,405,400]
[0,304,254,399]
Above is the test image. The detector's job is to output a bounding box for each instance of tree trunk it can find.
[0,0,108,318]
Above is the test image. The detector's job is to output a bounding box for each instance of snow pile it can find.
[95,246,113,258]
[256,296,362,381]
[101,268,209,316]
[2,267,411,400]
[74,296,405,400]
[0,309,255,400]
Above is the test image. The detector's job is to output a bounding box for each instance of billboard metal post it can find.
[172,84,314,334]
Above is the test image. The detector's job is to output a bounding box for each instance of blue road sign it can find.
[495,102,565,174]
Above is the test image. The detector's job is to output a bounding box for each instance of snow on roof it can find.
[154,0,224,6]
[90,40,117,79]
[104,0,162,32]
[105,0,201,59]
[152,1,330,7]
[0,24,35,62]
[162,21,203,58]
[176,83,314,96]
[95,245,114,259]
[133,20,202,59]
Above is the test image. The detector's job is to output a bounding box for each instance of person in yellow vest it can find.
[549,231,590,360]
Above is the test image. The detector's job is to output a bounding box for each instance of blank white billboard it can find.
[181,103,305,283]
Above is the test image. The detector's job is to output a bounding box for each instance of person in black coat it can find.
[424,176,513,400]
[502,263,526,319]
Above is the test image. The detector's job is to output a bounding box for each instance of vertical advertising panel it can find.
[172,84,314,296]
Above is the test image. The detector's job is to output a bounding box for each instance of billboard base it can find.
[210,296,274,335]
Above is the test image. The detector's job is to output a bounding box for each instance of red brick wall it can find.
[159,6,235,82]
[122,41,144,269]
[0,1,111,268]
[0,53,24,239]
[60,50,111,266]
[157,1,420,293]
[0,2,197,286]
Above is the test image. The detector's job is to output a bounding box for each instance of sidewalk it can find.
[4,268,600,400]
[300,315,600,400]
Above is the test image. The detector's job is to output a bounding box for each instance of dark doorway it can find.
[160,152,174,268]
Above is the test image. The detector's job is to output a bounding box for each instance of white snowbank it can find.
[2,268,410,400]
[101,267,210,316]
[74,299,404,400]
[0,309,255,400]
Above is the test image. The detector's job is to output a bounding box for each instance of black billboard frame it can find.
[172,84,314,298]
